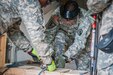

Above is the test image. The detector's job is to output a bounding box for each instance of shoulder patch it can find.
[77,29,83,36]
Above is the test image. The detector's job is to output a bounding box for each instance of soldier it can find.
[44,0,94,70]
[87,0,113,75]
[0,0,44,62]
[0,0,57,71]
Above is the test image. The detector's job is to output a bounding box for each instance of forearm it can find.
[54,32,67,56]
[65,32,90,58]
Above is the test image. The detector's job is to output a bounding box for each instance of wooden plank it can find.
[2,65,89,75]
[0,33,7,68]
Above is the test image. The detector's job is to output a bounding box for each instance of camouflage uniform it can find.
[87,0,113,75]
[45,8,94,70]
[0,0,53,64]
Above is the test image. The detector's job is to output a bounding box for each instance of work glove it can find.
[30,49,56,72]
[41,60,56,72]
[29,49,41,63]
[55,55,66,68]
[47,60,56,71]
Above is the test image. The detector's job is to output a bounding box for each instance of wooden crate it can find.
[1,65,89,75]
[0,33,7,68]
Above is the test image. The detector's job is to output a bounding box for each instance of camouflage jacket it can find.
[87,0,113,70]
[45,8,94,59]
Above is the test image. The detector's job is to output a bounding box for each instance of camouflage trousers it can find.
[73,38,91,71]
[97,65,113,75]
[0,3,32,52]
[74,51,90,71]
[0,19,32,52]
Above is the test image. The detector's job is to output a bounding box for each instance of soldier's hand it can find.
[40,60,56,72]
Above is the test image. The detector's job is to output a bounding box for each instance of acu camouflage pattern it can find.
[7,20,32,52]
[44,8,94,70]
[0,0,33,52]
[87,0,111,14]
[87,0,113,75]
[0,0,54,64]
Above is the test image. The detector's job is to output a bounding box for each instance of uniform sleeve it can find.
[65,14,94,59]
[18,0,53,63]
[99,2,113,36]
[87,0,111,14]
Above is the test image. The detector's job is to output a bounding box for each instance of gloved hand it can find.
[41,60,56,72]
[29,49,41,63]
[55,55,66,68]
[47,60,56,71]
[30,49,56,72]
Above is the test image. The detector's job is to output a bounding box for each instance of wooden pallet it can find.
[0,33,89,75]
[1,65,89,75]
[0,33,7,68]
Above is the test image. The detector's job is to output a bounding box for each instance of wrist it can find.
[63,54,72,63]
[41,56,52,65]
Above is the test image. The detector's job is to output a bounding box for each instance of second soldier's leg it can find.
[76,50,90,71]
[53,31,68,68]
